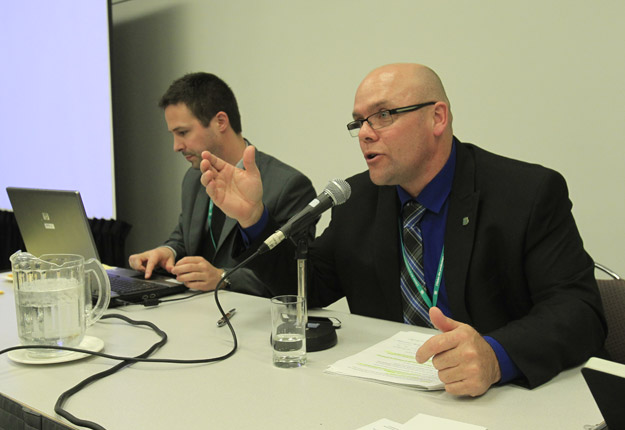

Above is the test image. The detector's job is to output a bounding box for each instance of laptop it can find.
[582,357,625,430]
[6,187,188,307]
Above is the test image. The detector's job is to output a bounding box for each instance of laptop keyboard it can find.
[108,276,157,293]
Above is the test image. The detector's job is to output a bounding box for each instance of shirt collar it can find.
[397,139,456,214]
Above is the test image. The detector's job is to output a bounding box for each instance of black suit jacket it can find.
[248,139,606,388]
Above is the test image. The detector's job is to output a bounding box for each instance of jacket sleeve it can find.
[486,169,607,388]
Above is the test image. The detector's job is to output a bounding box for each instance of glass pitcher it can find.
[9,251,111,357]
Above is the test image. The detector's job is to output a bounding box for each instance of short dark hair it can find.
[158,72,242,134]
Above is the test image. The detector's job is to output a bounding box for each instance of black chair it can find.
[595,263,625,364]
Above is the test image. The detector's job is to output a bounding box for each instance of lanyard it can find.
[398,220,445,309]
[207,199,218,250]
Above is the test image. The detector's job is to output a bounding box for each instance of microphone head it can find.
[325,179,351,205]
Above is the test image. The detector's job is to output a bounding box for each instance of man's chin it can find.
[368,170,390,187]
[186,157,201,169]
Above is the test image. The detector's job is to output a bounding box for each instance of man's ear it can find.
[432,102,450,137]
[214,111,230,132]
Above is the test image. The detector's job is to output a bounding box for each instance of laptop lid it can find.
[582,357,625,429]
[6,187,100,260]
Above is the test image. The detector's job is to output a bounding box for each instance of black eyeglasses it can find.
[346,101,436,137]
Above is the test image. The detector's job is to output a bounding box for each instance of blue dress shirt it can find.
[397,141,520,384]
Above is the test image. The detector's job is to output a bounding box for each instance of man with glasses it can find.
[128,72,316,297]
[199,63,606,396]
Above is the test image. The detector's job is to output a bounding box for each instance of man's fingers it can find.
[172,258,191,275]
[172,256,212,275]
[128,255,140,271]
[144,256,158,279]
[242,145,259,177]
[164,255,175,273]
[200,152,220,187]
[200,150,226,171]
[429,306,460,333]
[416,308,462,363]
[442,379,485,397]
[416,331,458,363]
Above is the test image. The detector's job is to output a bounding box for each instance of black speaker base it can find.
[270,320,338,352]
[306,324,337,352]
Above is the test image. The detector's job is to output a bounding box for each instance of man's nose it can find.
[358,121,378,141]
[173,136,184,152]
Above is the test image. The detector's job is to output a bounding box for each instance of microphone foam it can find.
[325,179,351,205]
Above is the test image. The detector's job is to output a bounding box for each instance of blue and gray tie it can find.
[399,201,432,327]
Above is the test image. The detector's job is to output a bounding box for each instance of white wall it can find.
[111,0,625,276]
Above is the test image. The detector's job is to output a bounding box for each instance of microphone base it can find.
[270,324,338,352]
[306,324,337,352]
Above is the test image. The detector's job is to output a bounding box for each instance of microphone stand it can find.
[294,233,337,352]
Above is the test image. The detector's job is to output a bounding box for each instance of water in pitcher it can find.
[15,279,86,357]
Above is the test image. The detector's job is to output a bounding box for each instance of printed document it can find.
[325,331,443,390]
[357,414,487,430]
[356,418,403,430]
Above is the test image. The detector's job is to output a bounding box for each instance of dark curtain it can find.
[0,209,131,270]
[87,217,132,268]
[0,210,25,271]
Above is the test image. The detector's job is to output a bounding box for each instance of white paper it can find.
[405,414,487,429]
[357,414,487,430]
[325,331,444,390]
[356,418,405,430]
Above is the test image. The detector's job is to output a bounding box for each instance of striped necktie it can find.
[399,201,432,327]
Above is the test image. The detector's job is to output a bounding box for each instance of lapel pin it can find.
[462,217,470,226]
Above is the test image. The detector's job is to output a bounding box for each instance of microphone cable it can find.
[55,312,168,430]
[0,249,261,430]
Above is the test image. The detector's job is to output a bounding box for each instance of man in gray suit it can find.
[128,73,316,297]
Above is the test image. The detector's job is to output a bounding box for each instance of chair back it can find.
[595,264,625,364]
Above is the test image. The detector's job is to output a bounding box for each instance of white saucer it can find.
[7,336,104,365]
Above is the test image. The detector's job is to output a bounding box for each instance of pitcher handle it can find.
[84,259,111,326]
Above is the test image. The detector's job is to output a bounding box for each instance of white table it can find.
[0,275,604,429]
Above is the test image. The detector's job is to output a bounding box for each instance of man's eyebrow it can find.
[352,101,389,119]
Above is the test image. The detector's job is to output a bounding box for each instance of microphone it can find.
[259,179,351,254]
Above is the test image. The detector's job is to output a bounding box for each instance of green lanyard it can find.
[398,221,445,308]
[207,199,218,250]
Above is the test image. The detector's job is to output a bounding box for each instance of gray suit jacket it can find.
[164,147,316,297]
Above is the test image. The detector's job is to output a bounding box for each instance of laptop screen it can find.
[6,187,100,260]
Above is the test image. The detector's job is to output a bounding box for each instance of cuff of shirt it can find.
[239,207,269,247]
[159,245,177,260]
[484,335,521,385]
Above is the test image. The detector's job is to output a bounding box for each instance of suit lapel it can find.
[215,217,237,255]
[444,141,479,324]
[373,186,404,321]
[189,185,209,255]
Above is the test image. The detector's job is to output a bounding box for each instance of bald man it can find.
[199,63,606,396]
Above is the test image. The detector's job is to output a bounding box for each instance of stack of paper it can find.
[358,415,487,430]
[325,331,444,390]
